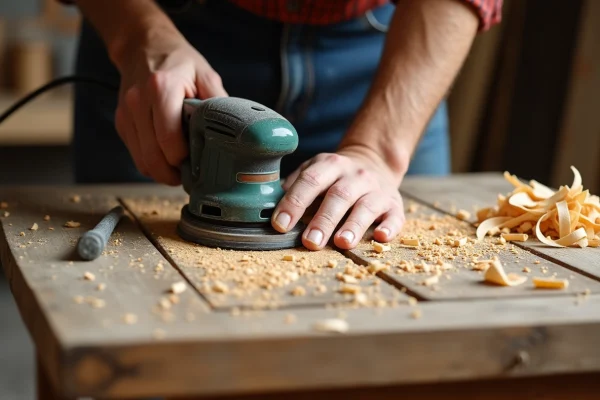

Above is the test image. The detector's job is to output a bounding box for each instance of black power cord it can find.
[0,75,118,125]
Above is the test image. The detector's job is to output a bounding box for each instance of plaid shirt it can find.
[58,0,502,31]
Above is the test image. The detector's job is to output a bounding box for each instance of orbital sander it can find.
[177,97,304,251]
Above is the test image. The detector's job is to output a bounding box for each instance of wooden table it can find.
[2,173,600,400]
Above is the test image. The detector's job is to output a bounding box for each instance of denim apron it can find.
[72,0,450,183]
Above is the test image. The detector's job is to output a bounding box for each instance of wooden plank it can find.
[344,197,600,300]
[551,0,600,195]
[121,195,406,311]
[3,182,600,399]
[399,174,600,281]
[60,295,600,398]
[0,187,210,396]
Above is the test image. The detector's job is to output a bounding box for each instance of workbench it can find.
[1,173,600,400]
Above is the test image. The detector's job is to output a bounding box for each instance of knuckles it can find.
[297,169,322,189]
[327,184,353,202]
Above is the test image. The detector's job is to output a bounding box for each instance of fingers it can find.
[149,72,189,172]
[282,159,314,191]
[196,68,228,98]
[117,88,148,177]
[333,193,404,250]
[301,177,374,250]
[272,156,345,234]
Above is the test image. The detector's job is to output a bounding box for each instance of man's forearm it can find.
[74,0,179,69]
[339,0,479,181]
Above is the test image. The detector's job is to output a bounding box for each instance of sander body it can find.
[177,97,304,250]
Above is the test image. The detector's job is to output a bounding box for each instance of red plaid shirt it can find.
[58,0,502,31]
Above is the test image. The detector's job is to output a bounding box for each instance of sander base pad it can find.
[177,205,304,251]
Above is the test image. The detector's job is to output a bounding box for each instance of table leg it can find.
[36,352,63,400]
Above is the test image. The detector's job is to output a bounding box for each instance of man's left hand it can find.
[271,145,406,250]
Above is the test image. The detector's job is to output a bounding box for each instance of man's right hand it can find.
[75,0,228,185]
[114,30,228,185]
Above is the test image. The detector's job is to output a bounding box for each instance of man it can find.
[64,0,501,250]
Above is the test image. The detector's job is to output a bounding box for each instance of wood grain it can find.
[345,202,600,301]
[400,174,600,282]
[173,372,600,400]
[0,187,210,396]
[121,195,406,311]
[3,182,600,399]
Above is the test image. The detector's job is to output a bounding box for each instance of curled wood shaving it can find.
[64,221,81,228]
[476,166,599,248]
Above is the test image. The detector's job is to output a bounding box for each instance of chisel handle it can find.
[77,205,125,260]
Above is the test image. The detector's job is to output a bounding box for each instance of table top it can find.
[1,172,599,399]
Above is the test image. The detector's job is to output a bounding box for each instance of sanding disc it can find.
[177,205,305,251]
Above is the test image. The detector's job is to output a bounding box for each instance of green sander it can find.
[177,97,304,250]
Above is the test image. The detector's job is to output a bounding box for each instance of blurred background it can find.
[0,0,598,398]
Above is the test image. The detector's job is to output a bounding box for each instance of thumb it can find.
[197,68,228,98]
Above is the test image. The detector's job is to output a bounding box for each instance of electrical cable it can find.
[0,75,118,125]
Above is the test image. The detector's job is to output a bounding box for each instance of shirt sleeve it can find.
[462,0,503,31]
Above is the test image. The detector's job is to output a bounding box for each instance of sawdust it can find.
[349,204,586,297]
[123,196,403,311]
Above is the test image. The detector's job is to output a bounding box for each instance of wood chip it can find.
[401,237,420,246]
[96,283,106,291]
[339,284,361,294]
[501,233,528,242]
[70,194,81,203]
[29,223,38,231]
[372,241,391,253]
[421,275,439,286]
[2,211,8,218]
[327,260,337,268]
[212,281,229,293]
[240,255,251,262]
[483,258,526,287]
[123,313,138,324]
[290,286,306,296]
[367,261,388,274]
[83,272,96,281]
[338,274,358,284]
[43,215,50,221]
[0,201,7,209]
[19,232,25,236]
[312,318,349,333]
[533,277,569,289]
[453,237,468,247]
[282,254,296,261]
[64,221,81,228]
[522,267,531,273]
[408,296,418,306]
[284,314,297,324]
[90,298,106,309]
[170,281,187,294]
[456,209,471,220]
[410,309,422,319]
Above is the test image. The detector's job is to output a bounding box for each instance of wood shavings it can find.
[408,296,418,306]
[29,223,38,231]
[483,258,526,287]
[96,283,106,291]
[337,274,358,284]
[533,277,569,289]
[401,237,420,246]
[453,237,468,247]
[64,221,81,228]
[170,281,187,294]
[410,309,422,319]
[367,261,388,274]
[476,166,599,248]
[2,211,9,218]
[312,318,349,333]
[327,260,337,268]
[43,215,50,221]
[421,275,439,286]
[282,254,296,261]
